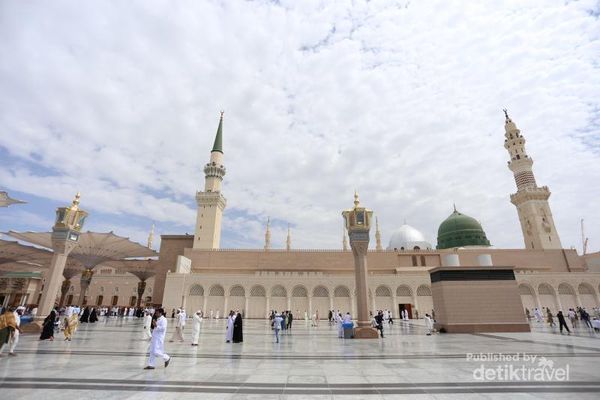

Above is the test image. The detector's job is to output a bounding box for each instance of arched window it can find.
[209,285,225,296]
[292,286,308,297]
[396,285,412,297]
[250,285,266,297]
[189,285,204,296]
[271,285,287,297]
[334,286,350,297]
[416,285,432,296]
[313,286,329,297]
[375,286,391,297]
[230,286,245,297]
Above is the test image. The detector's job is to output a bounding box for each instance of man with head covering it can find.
[169,309,186,343]
[143,311,153,341]
[144,308,171,369]
[63,312,79,341]
[225,311,234,343]
[273,313,283,343]
[232,312,243,343]
[191,310,202,346]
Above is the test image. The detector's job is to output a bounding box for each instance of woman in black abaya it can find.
[89,307,98,323]
[40,309,56,340]
[232,312,243,343]
[80,307,90,323]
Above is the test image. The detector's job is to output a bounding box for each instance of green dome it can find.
[436,209,491,249]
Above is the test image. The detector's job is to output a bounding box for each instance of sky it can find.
[0,0,599,252]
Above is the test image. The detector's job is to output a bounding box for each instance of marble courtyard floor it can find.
[0,318,599,399]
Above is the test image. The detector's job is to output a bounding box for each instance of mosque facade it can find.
[154,112,600,319]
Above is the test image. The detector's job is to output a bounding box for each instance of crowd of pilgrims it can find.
[526,306,600,334]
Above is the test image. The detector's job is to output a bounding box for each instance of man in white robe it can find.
[191,311,202,346]
[225,312,234,343]
[210,310,213,319]
[336,313,344,338]
[169,309,185,342]
[424,313,434,335]
[143,311,152,340]
[144,308,171,369]
[216,310,220,320]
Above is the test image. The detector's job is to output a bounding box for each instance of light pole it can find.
[342,192,378,338]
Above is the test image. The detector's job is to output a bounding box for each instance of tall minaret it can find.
[147,223,155,249]
[375,217,383,251]
[264,217,271,250]
[193,112,227,249]
[503,110,561,249]
[286,224,291,251]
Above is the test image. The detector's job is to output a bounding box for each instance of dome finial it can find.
[353,190,360,207]
[453,203,457,213]
[503,108,509,121]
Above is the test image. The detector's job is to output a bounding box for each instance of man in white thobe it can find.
[225,312,234,343]
[191,311,202,346]
[144,308,171,369]
[143,311,152,340]
[169,309,185,342]
[336,313,344,338]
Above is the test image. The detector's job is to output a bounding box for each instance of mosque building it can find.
[153,111,600,319]
[4,111,598,319]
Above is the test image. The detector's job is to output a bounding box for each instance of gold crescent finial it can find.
[353,190,360,207]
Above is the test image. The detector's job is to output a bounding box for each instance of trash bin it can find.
[342,322,354,339]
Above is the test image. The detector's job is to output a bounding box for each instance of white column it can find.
[265,296,271,319]
[245,296,249,318]
[412,293,420,318]
[308,295,313,317]
[202,296,208,313]
[287,296,291,311]
[329,296,334,311]
[392,295,397,318]
[351,295,356,318]
[223,296,229,314]
[371,294,377,314]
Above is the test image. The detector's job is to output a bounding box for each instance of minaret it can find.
[193,112,227,249]
[286,224,291,251]
[147,223,154,249]
[264,217,271,250]
[503,110,561,249]
[375,217,383,250]
[342,226,349,251]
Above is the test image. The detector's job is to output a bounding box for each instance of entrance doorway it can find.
[398,303,413,319]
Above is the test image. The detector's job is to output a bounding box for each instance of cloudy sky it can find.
[0,0,599,252]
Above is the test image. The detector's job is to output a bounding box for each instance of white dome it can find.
[387,224,432,250]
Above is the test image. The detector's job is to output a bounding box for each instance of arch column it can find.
[329,296,334,311]
[287,296,291,311]
[533,291,542,310]
[308,295,313,317]
[223,295,229,313]
[371,294,377,314]
[244,296,249,318]
[265,296,271,319]
[575,293,583,308]
[412,293,419,318]
[392,295,398,318]
[203,296,208,313]
[554,287,563,312]
[351,295,356,318]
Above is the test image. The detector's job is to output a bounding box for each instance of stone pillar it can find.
[412,293,420,318]
[351,295,356,318]
[308,296,313,318]
[371,293,377,315]
[245,296,249,318]
[287,296,291,311]
[534,292,542,311]
[555,293,563,313]
[136,280,146,308]
[38,244,78,318]
[223,296,229,314]
[202,296,208,314]
[575,293,583,308]
[77,268,94,306]
[329,296,334,311]
[59,279,71,307]
[265,296,271,319]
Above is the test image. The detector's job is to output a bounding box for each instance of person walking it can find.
[546,309,556,327]
[557,311,571,335]
[191,310,202,346]
[144,308,171,369]
[143,311,153,341]
[273,313,283,343]
[424,313,434,335]
[232,312,243,343]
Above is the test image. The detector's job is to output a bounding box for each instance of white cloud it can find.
[0,0,599,252]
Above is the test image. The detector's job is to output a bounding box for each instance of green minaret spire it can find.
[211,111,224,154]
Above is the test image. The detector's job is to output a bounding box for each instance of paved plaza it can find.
[1,318,599,399]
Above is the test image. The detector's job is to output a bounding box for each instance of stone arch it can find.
[248,285,266,319]
[292,285,308,297]
[189,284,204,296]
[250,285,266,297]
[416,284,433,316]
[313,286,329,297]
[291,285,308,316]
[537,283,557,312]
[312,286,330,319]
[229,285,245,296]
[187,284,205,314]
[270,285,287,314]
[334,286,350,297]
[578,283,599,309]
[558,283,577,311]
[396,285,412,297]
[206,284,225,315]
[518,284,536,312]
[209,285,225,296]
[374,285,393,314]
[228,285,246,313]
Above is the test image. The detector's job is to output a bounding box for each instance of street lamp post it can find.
[342,192,379,338]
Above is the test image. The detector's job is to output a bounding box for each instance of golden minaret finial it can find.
[353,190,360,208]
[70,192,81,210]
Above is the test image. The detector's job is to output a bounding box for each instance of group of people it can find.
[527,306,599,334]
